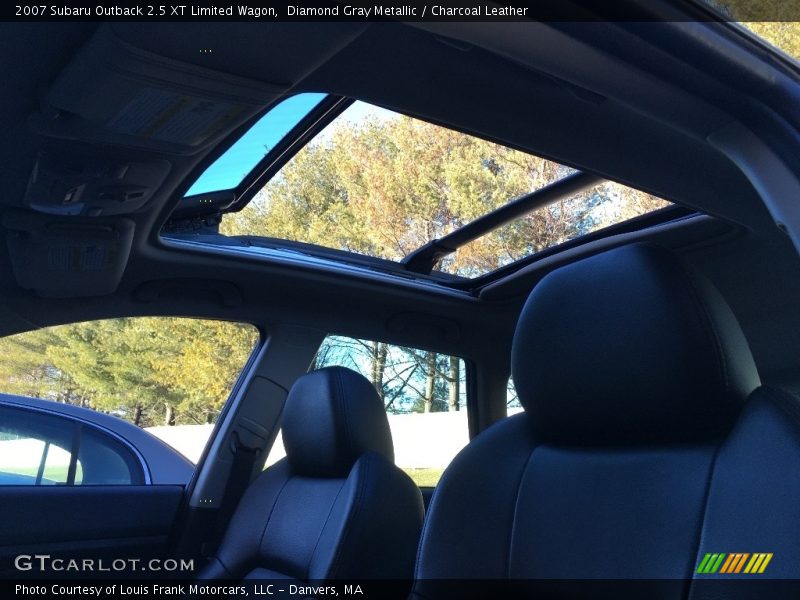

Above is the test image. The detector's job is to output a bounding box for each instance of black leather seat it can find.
[413,243,800,595]
[201,366,424,587]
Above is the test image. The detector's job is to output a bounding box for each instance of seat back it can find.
[201,367,424,586]
[413,244,800,596]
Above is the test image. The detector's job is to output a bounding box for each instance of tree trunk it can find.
[164,404,176,426]
[423,352,436,413]
[133,405,143,426]
[370,341,388,402]
[448,356,460,411]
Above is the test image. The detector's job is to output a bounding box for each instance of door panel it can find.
[0,486,183,577]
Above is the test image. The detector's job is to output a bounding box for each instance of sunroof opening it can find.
[700,1,800,64]
[185,92,326,196]
[174,94,674,281]
[220,101,582,260]
[437,179,670,277]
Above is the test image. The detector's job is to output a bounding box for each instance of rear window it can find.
[265,335,469,487]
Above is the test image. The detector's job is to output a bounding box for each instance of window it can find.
[185,93,326,196]
[0,406,141,485]
[0,317,260,465]
[265,335,468,487]
[205,98,671,278]
[701,2,800,63]
[507,377,523,417]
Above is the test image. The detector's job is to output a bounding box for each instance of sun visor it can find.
[30,26,287,155]
[4,210,135,298]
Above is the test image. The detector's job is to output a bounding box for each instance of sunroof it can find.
[436,179,670,277]
[185,92,326,196]
[700,1,800,64]
[174,95,673,280]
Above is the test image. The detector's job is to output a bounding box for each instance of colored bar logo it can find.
[696,552,773,574]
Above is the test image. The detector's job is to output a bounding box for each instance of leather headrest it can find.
[511,243,760,445]
[282,366,394,477]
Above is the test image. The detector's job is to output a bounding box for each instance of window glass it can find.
[507,377,523,416]
[0,317,260,465]
[41,441,78,484]
[218,99,670,277]
[0,406,136,485]
[702,2,800,62]
[0,432,48,485]
[265,335,468,487]
[185,93,327,196]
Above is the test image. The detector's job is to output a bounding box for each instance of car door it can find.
[0,316,260,578]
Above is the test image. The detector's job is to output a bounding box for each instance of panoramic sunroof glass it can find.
[437,180,670,277]
[216,100,671,277]
[184,92,326,197]
[699,1,800,64]
[173,95,673,280]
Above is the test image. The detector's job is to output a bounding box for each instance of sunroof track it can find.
[401,171,604,274]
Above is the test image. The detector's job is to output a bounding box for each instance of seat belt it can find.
[208,431,261,551]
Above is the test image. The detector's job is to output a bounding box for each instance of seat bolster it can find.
[310,452,424,582]
[197,460,293,579]
[413,414,536,584]
[198,557,232,580]
[693,386,800,579]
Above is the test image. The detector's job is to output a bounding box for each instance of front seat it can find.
[413,243,800,596]
[200,366,424,588]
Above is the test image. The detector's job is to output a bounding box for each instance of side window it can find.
[266,336,469,488]
[0,406,141,485]
[0,317,260,473]
[507,377,523,415]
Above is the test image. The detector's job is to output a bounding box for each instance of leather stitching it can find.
[507,442,539,578]
[305,477,349,580]
[334,369,355,471]
[327,453,371,579]
[683,442,723,599]
[244,465,293,577]
[759,386,800,431]
[672,259,729,396]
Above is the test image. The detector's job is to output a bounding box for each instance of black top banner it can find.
[6,0,800,23]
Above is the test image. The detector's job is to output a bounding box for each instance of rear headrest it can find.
[282,366,394,477]
[511,243,760,445]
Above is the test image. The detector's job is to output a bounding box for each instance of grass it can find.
[402,467,445,488]
[1,464,80,484]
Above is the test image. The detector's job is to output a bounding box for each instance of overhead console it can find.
[5,26,297,297]
[3,210,135,298]
[24,152,170,217]
[4,23,370,297]
[30,26,286,155]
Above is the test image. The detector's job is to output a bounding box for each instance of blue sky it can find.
[185,95,397,197]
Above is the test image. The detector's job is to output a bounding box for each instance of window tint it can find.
[265,335,468,488]
[185,93,326,196]
[0,317,260,465]
[0,406,140,485]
